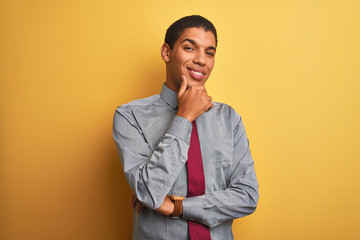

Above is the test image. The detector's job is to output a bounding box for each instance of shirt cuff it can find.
[181,196,204,222]
[167,116,192,144]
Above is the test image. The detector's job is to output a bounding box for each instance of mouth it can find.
[186,67,205,80]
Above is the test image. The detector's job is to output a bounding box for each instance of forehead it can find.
[176,27,216,48]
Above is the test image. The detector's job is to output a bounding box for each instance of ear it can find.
[161,43,170,63]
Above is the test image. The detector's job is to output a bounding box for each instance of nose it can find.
[193,50,206,66]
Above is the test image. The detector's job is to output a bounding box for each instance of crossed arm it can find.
[113,76,258,227]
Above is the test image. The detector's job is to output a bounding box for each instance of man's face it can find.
[163,27,216,92]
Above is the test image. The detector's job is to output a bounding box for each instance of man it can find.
[113,15,259,240]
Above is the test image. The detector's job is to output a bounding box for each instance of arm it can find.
[181,117,259,228]
[113,110,192,210]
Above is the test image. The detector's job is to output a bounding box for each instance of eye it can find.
[206,51,215,57]
[184,46,194,51]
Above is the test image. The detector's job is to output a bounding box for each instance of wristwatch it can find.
[170,195,185,218]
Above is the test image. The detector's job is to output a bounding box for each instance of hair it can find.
[165,15,217,49]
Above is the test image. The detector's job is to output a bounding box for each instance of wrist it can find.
[175,112,194,122]
[170,195,185,218]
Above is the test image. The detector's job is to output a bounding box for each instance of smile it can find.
[187,67,205,80]
[190,70,204,76]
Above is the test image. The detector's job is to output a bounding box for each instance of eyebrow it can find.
[182,38,216,51]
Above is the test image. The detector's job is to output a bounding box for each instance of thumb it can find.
[178,75,187,97]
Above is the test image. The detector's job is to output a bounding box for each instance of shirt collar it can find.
[160,83,178,109]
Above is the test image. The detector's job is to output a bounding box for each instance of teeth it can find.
[191,70,204,76]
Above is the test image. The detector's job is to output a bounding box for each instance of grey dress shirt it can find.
[113,84,259,240]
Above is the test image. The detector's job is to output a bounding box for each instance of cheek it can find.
[170,59,182,72]
[174,57,185,69]
[207,62,215,72]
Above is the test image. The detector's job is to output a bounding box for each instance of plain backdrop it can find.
[1,0,360,239]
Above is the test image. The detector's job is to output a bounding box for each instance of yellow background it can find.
[1,0,359,239]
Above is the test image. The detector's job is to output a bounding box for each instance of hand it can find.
[131,194,143,214]
[176,75,213,122]
[155,195,175,216]
[131,194,175,216]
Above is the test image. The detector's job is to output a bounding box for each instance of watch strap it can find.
[170,195,185,218]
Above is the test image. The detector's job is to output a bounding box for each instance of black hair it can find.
[165,15,217,49]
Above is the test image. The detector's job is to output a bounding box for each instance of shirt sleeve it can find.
[113,107,192,210]
[181,117,259,228]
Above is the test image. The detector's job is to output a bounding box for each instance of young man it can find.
[113,15,259,240]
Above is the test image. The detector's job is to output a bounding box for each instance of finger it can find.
[202,86,208,93]
[178,75,187,97]
[207,102,214,111]
[191,85,206,91]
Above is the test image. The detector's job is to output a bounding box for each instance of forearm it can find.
[182,172,258,228]
[182,118,259,228]
[113,110,192,209]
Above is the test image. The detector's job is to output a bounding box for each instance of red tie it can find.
[187,121,211,240]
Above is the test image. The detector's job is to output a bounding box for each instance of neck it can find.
[165,75,180,92]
